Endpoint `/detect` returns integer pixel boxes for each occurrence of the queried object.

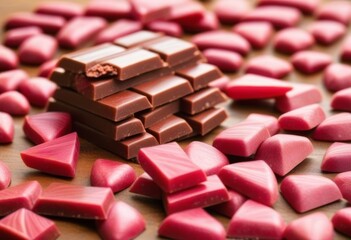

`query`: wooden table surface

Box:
[1,0,350,239]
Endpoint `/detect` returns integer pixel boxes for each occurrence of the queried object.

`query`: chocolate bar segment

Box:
[114,30,163,48]
[180,87,227,115]
[147,115,193,144]
[86,48,165,79]
[58,43,125,73]
[132,75,193,108]
[176,63,223,90]
[48,101,145,140]
[54,89,152,122]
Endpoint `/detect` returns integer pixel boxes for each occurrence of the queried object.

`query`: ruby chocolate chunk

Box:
[0,45,18,71]
[257,0,318,14]
[33,182,115,219]
[181,11,219,33]
[137,142,206,193]
[334,171,351,203]
[85,0,132,21]
[331,87,351,112]
[130,0,171,23]
[233,22,273,49]
[209,190,247,218]
[129,173,162,199]
[0,91,30,116]
[245,113,279,135]
[308,20,346,45]
[316,1,351,26]
[114,30,164,48]
[0,69,28,93]
[245,55,292,79]
[291,50,332,74]
[0,112,14,144]
[274,28,314,54]
[214,0,250,24]
[332,208,351,237]
[203,48,243,72]
[0,161,11,190]
[321,142,351,173]
[35,1,83,20]
[313,113,351,141]
[323,63,351,92]
[3,26,42,48]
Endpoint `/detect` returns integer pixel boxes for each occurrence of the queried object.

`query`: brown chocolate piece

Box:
[74,122,158,160]
[48,100,145,140]
[180,108,228,136]
[136,100,180,128]
[49,68,76,87]
[114,30,163,48]
[144,37,198,67]
[57,43,125,73]
[147,115,193,144]
[180,87,227,115]
[54,88,152,122]
[176,63,223,90]
[86,48,165,80]
[132,75,193,108]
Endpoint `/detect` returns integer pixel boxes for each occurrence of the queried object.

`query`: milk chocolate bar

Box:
[50,68,75,87]
[114,30,163,48]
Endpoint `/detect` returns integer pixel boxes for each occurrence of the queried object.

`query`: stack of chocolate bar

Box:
[47,30,228,159]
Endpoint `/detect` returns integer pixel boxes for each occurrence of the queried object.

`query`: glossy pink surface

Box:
[146,21,183,37]
[203,48,243,72]
[214,0,250,24]
[341,35,351,61]
[129,173,162,199]
[137,142,206,193]
[274,28,314,54]
[38,59,58,78]
[308,20,346,45]
[0,45,18,71]
[334,171,351,202]
[0,91,30,116]
[33,182,115,219]
[313,113,351,141]
[255,134,314,176]
[210,190,247,218]
[280,174,342,213]
[257,0,319,14]
[0,161,11,190]
[35,1,83,20]
[245,55,292,79]
[245,113,279,135]
[322,142,351,172]
[0,181,42,216]
[292,50,332,74]
[168,1,204,24]
[0,112,14,144]
[227,200,286,239]
[130,0,171,23]
[181,11,219,33]
[324,63,351,92]
[85,0,132,21]
[316,0,351,25]
[0,69,28,93]
[3,26,42,48]
[331,87,351,112]
[21,132,79,177]
[96,201,145,240]
[233,22,273,49]
[159,208,226,240]
[90,159,136,193]
[332,208,351,237]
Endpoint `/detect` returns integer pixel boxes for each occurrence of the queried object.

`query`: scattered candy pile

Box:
[0,0,351,239]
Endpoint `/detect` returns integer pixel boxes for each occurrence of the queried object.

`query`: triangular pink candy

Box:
[309,20,346,45]
[20,132,80,178]
[0,112,14,143]
[158,208,226,240]
[209,189,247,218]
[245,113,279,135]
[313,113,351,141]
[233,22,273,49]
[322,142,351,172]
[0,162,11,190]
[227,200,286,239]
[129,173,162,199]
[0,91,30,116]
[218,160,278,206]
[23,111,72,144]
[331,87,351,112]
[332,208,351,237]
[280,174,342,213]
[291,50,332,74]
[334,171,351,203]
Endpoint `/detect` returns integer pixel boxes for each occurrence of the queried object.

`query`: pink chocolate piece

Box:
[18,77,57,107]
[332,208,351,237]
[159,208,226,240]
[245,113,279,135]
[18,34,57,65]
[0,45,18,71]
[274,28,314,54]
[209,190,247,218]
[21,132,79,178]
[33,182,115,219]
[4,12,66,34]
[218,160,278,206]
[316,1,351,26]
[57,17,107,49]
[95,19,142,45]
[35,1,83,20]
[284,212,333,240]
[291,50,332,74]
[278,104,326,131]
[208,76,230,91]
[3,26,42,48]
[280,174,342,213]
[90,159,136,193]
[23,112,72,144]
[341,35,351,61]
[38,59,58,78]
[255,134,314,176]
[163,175,229,214]
[203,48,242,72]
[308,20,346,45]
[243,6,301,29]
[321,143,351,173]
[331,87,351,112]
[168,1,205,24]
[257,0,319,14]
[0,91,30,116]
[129,173,162,199]
[0,208,60,240]
[0,112,14,144]
[184,141,229,176]
[323,63,351,92]
[214,0,250,24]
[0,181,42,216]
[313,113,351,141]
[213,120,270,157]
[85,0,132,21]
[233,22,273,49]
[191,30,251,56]
[130,0,171,23]
[96,201,145,240]
[225,74,293,100]
[138,142,206,193]
[227,200,286,239]
[334,171,351,202]
[0,69,28,93]
[245,55,292,79]
[146,21,183,37]
[275,83,322,113]
[0,161,11,190]
[181,11,219,33]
